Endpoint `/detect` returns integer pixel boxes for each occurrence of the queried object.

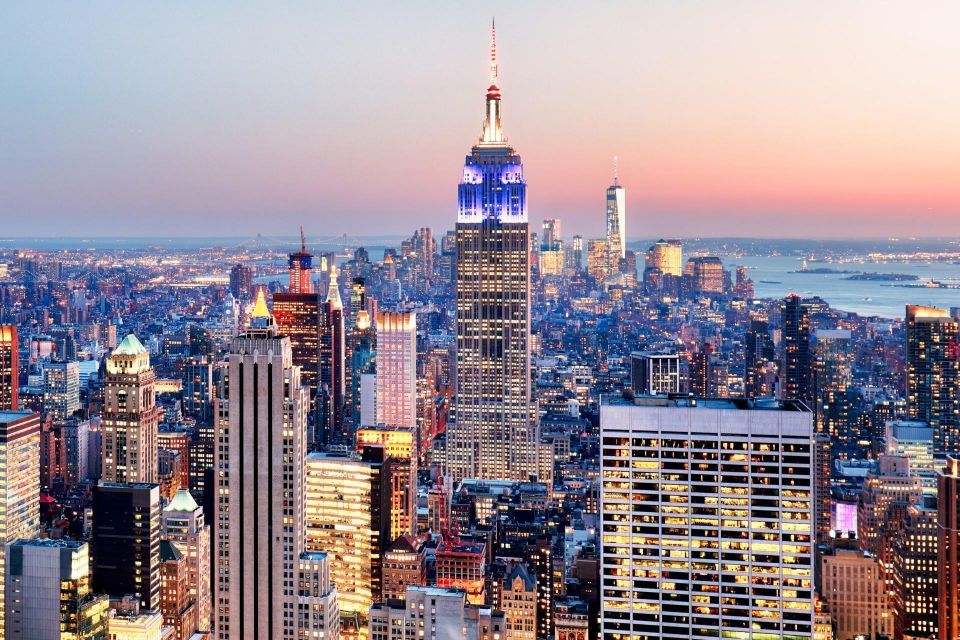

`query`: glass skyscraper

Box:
[448,24,540,483]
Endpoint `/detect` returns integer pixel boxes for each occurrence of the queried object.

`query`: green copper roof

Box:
[164,488,200,513]
[114,333,147,356]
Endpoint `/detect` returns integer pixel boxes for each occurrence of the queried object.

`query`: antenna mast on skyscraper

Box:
[300,226,306,253]
[490,18,498,86]
[613,155,619,187]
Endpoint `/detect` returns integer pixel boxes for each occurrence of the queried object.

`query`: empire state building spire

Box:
[480,19,504,145]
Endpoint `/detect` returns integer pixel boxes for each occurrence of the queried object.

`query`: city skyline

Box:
[5,3,960,238]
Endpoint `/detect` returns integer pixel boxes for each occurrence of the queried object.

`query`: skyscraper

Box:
[356,426,416,540]
[448,23,539,483]
[743,318,775,398]
[273,292,321,397]
[5,539,109,640]
[288,227,313,294]
[605,167,626,261]
[229,264,253,300]
[42,361,80,421]
[782,295,812,406]
[646,239,682,277]
[906,304,960,458]
[214,293,332,639]
[0,326,18,411]
[599,395,814,640]
[318,267,345,445]
[375,311,417,430]
[102,334,161,484]
[939,456,960,640]
[305,447,392,624]
[0,410,41,637]
[91,482,162,610]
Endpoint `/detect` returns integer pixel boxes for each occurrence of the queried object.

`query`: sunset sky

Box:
[3,2,960,239]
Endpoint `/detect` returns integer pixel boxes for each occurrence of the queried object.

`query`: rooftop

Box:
[114,333,148,356]
[0,410,37,424]
[164,488,200,513]
[604,393,810,412]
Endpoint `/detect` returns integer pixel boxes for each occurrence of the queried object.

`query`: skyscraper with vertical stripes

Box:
[448,22,539,483]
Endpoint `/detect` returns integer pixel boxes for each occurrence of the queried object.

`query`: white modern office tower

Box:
[102,333,161,484]
[605,172,626,260]
[161,488,211,632]
[42,361,80,421]
[375,311,417,430]
[5,539,108,640]
[0,411,41,639]
[448,23,540,483]
[885,420,936,492]
[599,395,815,640]
[214,292,335,640]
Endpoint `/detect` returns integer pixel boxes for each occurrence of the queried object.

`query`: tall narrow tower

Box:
[605,159,626,260]
[448,22,539,483]
[214,290,336,639]
[102,333,161,484]
[288,226,313,294]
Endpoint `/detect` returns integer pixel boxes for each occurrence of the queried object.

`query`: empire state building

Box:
[448,23,541,483]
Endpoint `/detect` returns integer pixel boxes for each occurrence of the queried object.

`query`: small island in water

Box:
[843,272,919,282]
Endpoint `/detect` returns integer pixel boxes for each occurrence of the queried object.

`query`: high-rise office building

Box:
[288,228,314,294]
[91,482,161,610]
[0,326,18,411]
[319,267,346,445]
[782,295,812,406]
[273,291,321,397]
[743,318,775,398]
[857,455,922,558]
[161,488,211,633]
[305,448,391,622]
[541,218,561,251]
[356,426,416,540]
[605,172,626,261]
[887,420,936,490]
[569,235,584,271]
[629,351,680,395]
[181,358,214,423]
[599,395,814,640]
[5,539,109,640]
[587,239,613,283]
[229,264,253,300]
[812,329,854,454]
[819,548,893,640]
[296,552,340,640]
[906,304,960,458]
[891,497,939,640]
[214,296,329,639]
[349,277,366,330]
[375,312,417,431]
[42,361,80,421]
[646,239,682,277]
[0,410,41,638]
[684,256,725,295]
[347,310,376,429]
[102,334,160,484]
[448,24,539,484]
[940,456,960,640]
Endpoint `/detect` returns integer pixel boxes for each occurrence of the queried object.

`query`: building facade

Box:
[448,25,539,484]
[0,410,41,637]
[101,334,160,484]
[599,396,815,640]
